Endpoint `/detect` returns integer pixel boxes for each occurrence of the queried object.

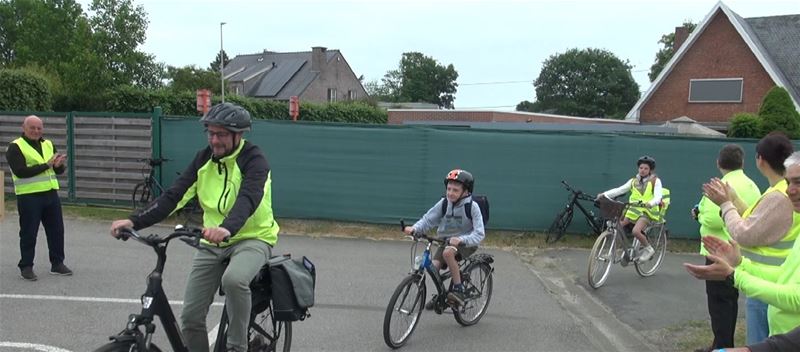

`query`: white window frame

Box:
[688,78,743,103]
[348,90,355,100]
[328,88,337,103]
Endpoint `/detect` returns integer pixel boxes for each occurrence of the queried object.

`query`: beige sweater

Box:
[719,191,793,246]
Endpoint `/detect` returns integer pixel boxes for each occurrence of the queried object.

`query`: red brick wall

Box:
[640,10,776,124]
[387,110,634,125]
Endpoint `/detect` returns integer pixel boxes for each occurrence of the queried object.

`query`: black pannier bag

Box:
[269,255,316,321]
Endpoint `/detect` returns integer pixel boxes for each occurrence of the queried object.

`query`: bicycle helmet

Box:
[444,169,474,193]
[637,155,656,170]
[200,102,252,132]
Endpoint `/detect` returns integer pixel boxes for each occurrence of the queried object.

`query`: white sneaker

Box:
[638,246,655,261]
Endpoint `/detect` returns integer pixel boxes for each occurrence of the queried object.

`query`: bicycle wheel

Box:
[453,262,493,326]
[383,274,426,349]
[635,224,668,277]
[93,341,162,351]
[132,181,152,210]
[545,207,574,243]
[587,230,616,289]
[215,304,292,352]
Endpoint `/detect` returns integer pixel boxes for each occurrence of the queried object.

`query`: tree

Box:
[209,50,231,72]
[369,52,458,108]
[166,65,221,94]
[649,21,696,82]
[0,68,52,110]
[88,0,163,89]
[727,112,761,138]
[759,86,800,138]
[521,48,640,119]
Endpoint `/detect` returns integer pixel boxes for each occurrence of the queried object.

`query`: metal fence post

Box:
[152,107,163,196]
[66,111,76,201]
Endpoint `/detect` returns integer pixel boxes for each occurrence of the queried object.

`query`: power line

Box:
[459,80,533,86]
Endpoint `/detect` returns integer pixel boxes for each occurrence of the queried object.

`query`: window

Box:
[347,90,355,100]
[327,88,337,102]
[688,78,743,103]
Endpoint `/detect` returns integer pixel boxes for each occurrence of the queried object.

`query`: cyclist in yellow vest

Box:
[110,103,280,352]
[700,132,796,345]
[693,144,761,351]
[5,115,73,281]
[599,155,664,262]
[686,150,800,346]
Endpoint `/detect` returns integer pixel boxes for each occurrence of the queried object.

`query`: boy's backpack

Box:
[440,195,490,225]
[269,254,316,321]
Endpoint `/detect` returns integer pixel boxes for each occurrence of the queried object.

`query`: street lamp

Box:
[220,22,226,103]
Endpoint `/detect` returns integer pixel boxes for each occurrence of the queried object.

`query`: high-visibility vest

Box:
[10,137,60,195]
[625,177,668,222]
[739,179,800,268]
[698,169,761,256]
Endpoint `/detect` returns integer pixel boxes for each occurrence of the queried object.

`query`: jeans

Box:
[746,296,770,345]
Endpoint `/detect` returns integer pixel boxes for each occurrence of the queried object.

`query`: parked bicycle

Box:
[132,157,201,224]
[93,226,290,352]
[545,180,605,244]
[383,221,494,349]
[586,196,669,289]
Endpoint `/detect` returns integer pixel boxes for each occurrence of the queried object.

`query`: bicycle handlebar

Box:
[117,225,225,256]
[136,158,171,167]
[400,220,445,244]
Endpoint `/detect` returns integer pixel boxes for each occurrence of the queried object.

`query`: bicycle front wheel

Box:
[545,207,574,244]
[453,262,493,326]
[93,341,162,351]
[383,274,426,349]
[587,230,616,289]
[215,303,292,352]
[635,224,668,277]
[132,181,152,210]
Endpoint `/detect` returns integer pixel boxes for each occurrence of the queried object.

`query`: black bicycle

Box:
[383,221,494,349]
[93,226,290,352]
[132,157,201,224]
[545,180,605,243]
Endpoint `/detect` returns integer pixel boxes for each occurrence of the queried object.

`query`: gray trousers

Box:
[180,239,271,352]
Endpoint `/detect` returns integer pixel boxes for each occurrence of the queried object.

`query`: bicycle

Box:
[586,196,669,289]
[383,221,495,349]
[545,180,605,244]
[131,157,201,224]
[93,226,291,352]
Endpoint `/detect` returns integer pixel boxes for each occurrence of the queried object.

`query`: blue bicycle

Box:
[382,221,494,349]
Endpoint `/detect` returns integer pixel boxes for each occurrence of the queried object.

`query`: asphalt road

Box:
[0,215,640,352]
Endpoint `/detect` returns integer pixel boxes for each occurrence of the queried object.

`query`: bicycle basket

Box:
[597,196,626,220]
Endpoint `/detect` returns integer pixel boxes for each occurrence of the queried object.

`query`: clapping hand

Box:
[702,178,732,206]
[702,236,742,267]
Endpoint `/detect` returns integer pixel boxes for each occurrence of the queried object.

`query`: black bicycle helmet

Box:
[200,102,252,132]
[444,169,474,193]
[637,155,656,170]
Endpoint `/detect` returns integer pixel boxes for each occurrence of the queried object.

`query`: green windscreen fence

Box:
[160,118,770,239]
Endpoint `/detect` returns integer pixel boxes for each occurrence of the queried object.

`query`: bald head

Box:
[22,115,44,140]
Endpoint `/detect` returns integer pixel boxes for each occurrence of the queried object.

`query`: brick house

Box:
[626,3,800,130]
[223,46,368,104]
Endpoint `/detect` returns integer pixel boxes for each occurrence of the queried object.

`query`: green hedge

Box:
[759,86,800,138]
[97,86,387,123]
[0,69,53,111]
[727,112,761,138]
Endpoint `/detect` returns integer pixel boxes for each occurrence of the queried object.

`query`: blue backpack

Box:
[440,195,490,225]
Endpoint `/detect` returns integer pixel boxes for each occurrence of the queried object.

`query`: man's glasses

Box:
[205,129,232,139]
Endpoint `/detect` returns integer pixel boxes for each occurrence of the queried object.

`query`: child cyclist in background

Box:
[403,169,486,307]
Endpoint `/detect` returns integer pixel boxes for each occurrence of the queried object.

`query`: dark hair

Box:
[756,131,794,174]
[718,144,744,170]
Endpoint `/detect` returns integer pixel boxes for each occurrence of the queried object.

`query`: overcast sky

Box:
[85,0,800,110]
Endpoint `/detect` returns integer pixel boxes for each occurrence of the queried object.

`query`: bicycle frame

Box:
[607,203,666,266]
[409,236,452,313]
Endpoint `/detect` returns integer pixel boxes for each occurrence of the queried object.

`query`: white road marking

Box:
[1,294,223,348]
[0,342,72,352]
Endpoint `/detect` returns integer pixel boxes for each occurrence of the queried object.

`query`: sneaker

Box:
[638,246,655,262]
[425,295,437,310]
[20,267,38,281]
[447,290,466,307]
[50,263,73,276]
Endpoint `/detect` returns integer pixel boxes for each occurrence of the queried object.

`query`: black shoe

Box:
[425,295,437,310]
[447,290,466,307]
[20,267,38,281]
[50,263,73,276]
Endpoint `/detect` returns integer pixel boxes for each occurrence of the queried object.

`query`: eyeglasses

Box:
[205,129,232,139]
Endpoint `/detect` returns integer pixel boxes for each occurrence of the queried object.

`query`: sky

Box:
[82,0,799,110]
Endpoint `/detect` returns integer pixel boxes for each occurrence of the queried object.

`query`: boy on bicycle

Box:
[403,169,485,306]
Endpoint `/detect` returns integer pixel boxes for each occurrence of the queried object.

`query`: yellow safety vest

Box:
[10,137,60,195]
[625,177,669,222]
[739,179,800,268]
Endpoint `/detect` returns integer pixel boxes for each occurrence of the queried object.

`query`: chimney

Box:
[673,26,689,52]
[311,46,327,72]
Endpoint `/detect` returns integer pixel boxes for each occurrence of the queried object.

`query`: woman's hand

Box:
[702,178,732,206]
